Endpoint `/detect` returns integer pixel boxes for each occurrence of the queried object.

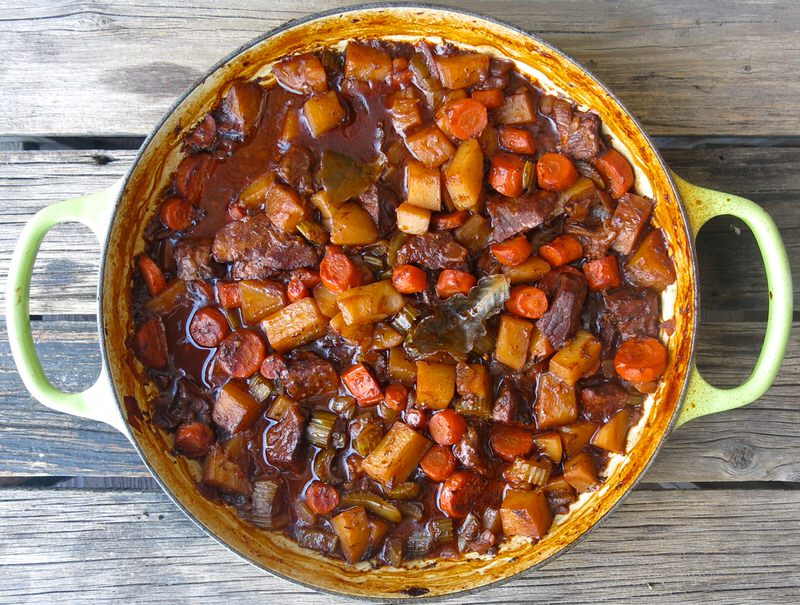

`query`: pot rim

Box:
[97,2,699,600]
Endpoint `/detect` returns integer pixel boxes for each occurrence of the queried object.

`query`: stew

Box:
[130,38,675,566]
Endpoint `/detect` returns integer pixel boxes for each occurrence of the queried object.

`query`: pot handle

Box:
[671,172,793,427]
[4,182,129,435]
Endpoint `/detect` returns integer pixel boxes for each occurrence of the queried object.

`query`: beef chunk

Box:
[474,249,502,278]
[152,379,211,429]
[487,190,557,243]
[212,213,320,279]
[265,404,308,471]
[536,267,587,348]
[277,146,314,195]
[358,183,399,237]
[547,98,602,160]
[492,381,520,425]
[580,382,636,423]
[396,231,469,271]
[564,220,617,260]
[283,352,340,400]
[601,287,659,341]
[453,426,492,476]
[184,114,217,151]
[219,81,264,138]
[174,238,221,281]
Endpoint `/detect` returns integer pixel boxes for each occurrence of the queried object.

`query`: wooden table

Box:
[1,1,798,603]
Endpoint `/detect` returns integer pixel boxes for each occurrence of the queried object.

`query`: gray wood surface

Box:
[2,146,797,317]
[2,1,799,137]
[2,487,798,604]
[2,319,797,483]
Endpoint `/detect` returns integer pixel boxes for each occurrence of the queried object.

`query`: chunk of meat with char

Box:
[395,231,469,271]
[546,98,603,160]
[277,146,314,196]
[453,425,492,476]
[212,213,320,279]
[492,380,520,425]
[358,183,399,237]
[487,190,558,243]
[174,238,222,281]
[265,404,308,471]
[601,287,659,341]
[535,267,587,349]
[580,382,637,423]
[152,379,212,429]
[283,352,340,400]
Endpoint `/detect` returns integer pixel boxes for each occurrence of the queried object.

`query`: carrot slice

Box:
[438,470,484,518]
[471,88,504,109]
[498,126,536,154]
[320,245,361,294]
[505,285,549,319]
[216,281,241,309]
[490,235,533,267]
[489,425,534,461]
[436,269,476,298]
[432,210,469,230]
[420,444,457,482]
[539,235,583,267]
[444,98,489,140]
[137,255,166,296]
[259,353,287,379]
[614,337,668,383]
[384,384,409,411]
[342,363,383,406]
[428,409,467,446]
[392,264,427,294]
[216,330,266,378]
[160,196,193,231]
[595,148,634,198]
[583,256,621,291]
[189,306,230,348]
[291,268,322,289]
[488,152,525,197]
[305,481,340,515]
[286,278,309,302]
[537,153,579,191]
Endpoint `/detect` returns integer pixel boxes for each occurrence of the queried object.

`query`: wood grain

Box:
[1,319,797,482]
[1,487,797,603]
[0,1,798,137]
[1,147,796,317]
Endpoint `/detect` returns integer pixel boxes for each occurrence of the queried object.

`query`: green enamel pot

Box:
[4,3,793,600]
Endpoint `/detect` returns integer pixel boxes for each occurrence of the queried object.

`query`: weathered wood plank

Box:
[1,487,797,604]
[1,320,797,482]
[1,147,796,316]
[1,1,799,137]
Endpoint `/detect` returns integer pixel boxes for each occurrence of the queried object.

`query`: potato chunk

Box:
[312,283,339,318]
[344,42,392,82]
[265,183,309,233]
[563,451,600,492]
[396,202,431,235]
[558,420,597,457]
[495,314,534,370]
[443,138,484,211]
[239,280,286,325]
[548,330,602,385]
[435,53,489,89]
[494,91,536,124]
[272,53,328,94]
[261,297,328,352]
[212,381,263,434]
[624,228,676,292]
[361,422,431,486]
[388,346,417,385]
[502,255,551,284]
[336,280,405,325]
[331,506,371,563]
[500,489,553,540]
[405,159,442,211]
[416,361,457,409]
[534,372,577,429]
[591,407,632,453]
[330,202,379,245]
[303,91,346,137]
[405,125,456,168]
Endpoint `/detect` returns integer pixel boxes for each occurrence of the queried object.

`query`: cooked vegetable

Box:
[558,421,598,458]
[491,236,532,267]
[319,245,361,294]
[532,432,563,464]
[429,518,455,544]
[372,324,404,350]
[144,279,187,315]
[138,254,167,296]
[563,451,600,492]
[383,383,409,412]
[537,153,579,192]
[383,481,421,500]
[174,422,214,459]
[624,229,676,292]
[216,329,266,378]
[405,159,442,211]
[495,313,534,370]
[247,373,273,403]
[396,202,432,235]
[500,489,553,539]
[260,297,328,352]
[595,148,634,198]
[296,219,329,245]
[502,255,551,284]
[212,381,262,433]
[265,183,309,233]
[330,202,380,245]
[504,285,549,319]
[344,42,392,82]
[239,280,286,325]
[488,152,524,197]
[319,150,382,205]
[494,90,535,124]
[341,363,384,406]
[505,457,551,487]
[307,410,337,448]
[435,52,489,89]
[534,372,577,429]
[455,362,492,416]
[351,419,384,457]
[438,470,484,518]
[202,437,251,496]
[340,491,402,523]
[361,422,431,486]
[453,212,491,254]
[329,395,357,419]
[614,337,668,383]
[189,306,230,347]
[272,53,328,94]
[390,303,421,335]
[337,280,404,325]
[432,209,470,230]
[405,125,456,168]
[305,481,340,515]
[583,256,621,291]
[415,361,457,409]
[389,95,422,134]
[160,197,193,231]
[443,98,488,140]
[391,264,427,294]
[436,268,476,298]
[471,88,504,109]
[266,394,294,421]
[489,424,534,461]
[216,281,241,309]
[388,346,417,385]
[420,444,457,482]
[528,325,555,363]
[428,409,467,445]
[303,91,346,137]
[498,126,536,154]
[406,274,510,359]
[252,479,288,529]
[549,330,602,385]
[591,407,633,453]
[539,235,583,267]
[331,506,372,563]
